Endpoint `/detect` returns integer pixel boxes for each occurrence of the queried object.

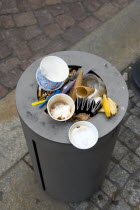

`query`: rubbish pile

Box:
[31,55,118,149]
[32,55,118,121]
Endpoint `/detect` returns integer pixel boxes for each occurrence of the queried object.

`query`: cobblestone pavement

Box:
[0,0,134,99]
[0,61,140,209]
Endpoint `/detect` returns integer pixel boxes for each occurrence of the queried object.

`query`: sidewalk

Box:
[0,1,140,209]
[0,0,134,99]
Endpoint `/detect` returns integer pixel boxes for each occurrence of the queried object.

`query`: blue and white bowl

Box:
[36,67,64,91]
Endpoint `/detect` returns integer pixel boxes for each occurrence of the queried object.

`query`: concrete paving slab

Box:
[0,119,28,177]
[0,161,71,210]
[0,89,28,176]
[0,90,18,122]
[24,154,32,168]
[71,0,140,72]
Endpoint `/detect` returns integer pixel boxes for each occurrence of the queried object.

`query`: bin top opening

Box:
[16,51,128,144]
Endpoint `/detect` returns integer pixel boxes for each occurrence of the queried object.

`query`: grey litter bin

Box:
[16,51,128,202]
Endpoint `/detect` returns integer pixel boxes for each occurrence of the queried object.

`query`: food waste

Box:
[34,65,118,120]
[99,94,118,117]
[50,102,71,120]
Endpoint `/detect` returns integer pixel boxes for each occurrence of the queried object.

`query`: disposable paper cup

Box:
[47,93,75,121]
[40,56,69,82]
[69,121,98,149]
[36,56,69,91]
[36,68,64,91]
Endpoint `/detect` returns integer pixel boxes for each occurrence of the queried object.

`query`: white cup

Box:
[69,121,98,149]
[47,93,75,121]
[40,56,69,82]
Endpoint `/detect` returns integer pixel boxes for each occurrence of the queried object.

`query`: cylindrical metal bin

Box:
[16,51,128,202]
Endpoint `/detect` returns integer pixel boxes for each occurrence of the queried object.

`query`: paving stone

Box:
[62,26,85,44]
[86,206,99,210]
[44,23,63,38]
[35,8,53,26]
[0,0,18,14]
[0,90,18,122]
[117,0,131,8]
[122,179,140,206]
[56,14,75,29]
[120,152,140,173]
[0,15,15,28]
[135,146,140,157]
[0,68,23,89]
[0,119,28,177]
[44,36,69,54]
[128,89,135,98]
[28,0,45,9]
[131,94,140,104]
[28,35,50,52]
[109,165,129,188]
[133,170,140,183]
[62,0,80,2]
[122,113,131,124]
[68,2,87,21]
[48,4,64,16]
[130,106,140,116]
[118,125,125,136]
[0,41,11,59]
[106,161,115,175]
[69,201,90,210]
[91,191,109,209]
[17,0,45,10]
[121,108,129,123]
[127,100,134,111]
[94,3,119,22]
[136,101,140,108]
[24,154,32,167]
[24,25,42,40]
[0,161,70,210]
[0,84,8,99]
[17,0,31,11]
[0,57,20,73]
[0,32,3,41]
[13,12,37,27]
[112,141,128,160]
[14,42,32,60]
[119,127,139,150]
[110,196,131,210]
[4,28,25,47]
[46,0,62,5]
[83,0,100,13]
[79,16,100,32]
[125,115,140,136]
[101,178,117,197]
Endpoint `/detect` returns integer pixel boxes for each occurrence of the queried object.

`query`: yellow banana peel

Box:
[99,95,118,117]
[108,97,118,116]
[102,94,111,117]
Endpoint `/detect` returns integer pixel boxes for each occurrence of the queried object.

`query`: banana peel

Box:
[102,94,111,117]
[108,97,118,116]
[99,95,118,117]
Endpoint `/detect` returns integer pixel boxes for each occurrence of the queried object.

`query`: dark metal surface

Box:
[16,51,128,202]
[16,51,128,144]
[20,118,120,202]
